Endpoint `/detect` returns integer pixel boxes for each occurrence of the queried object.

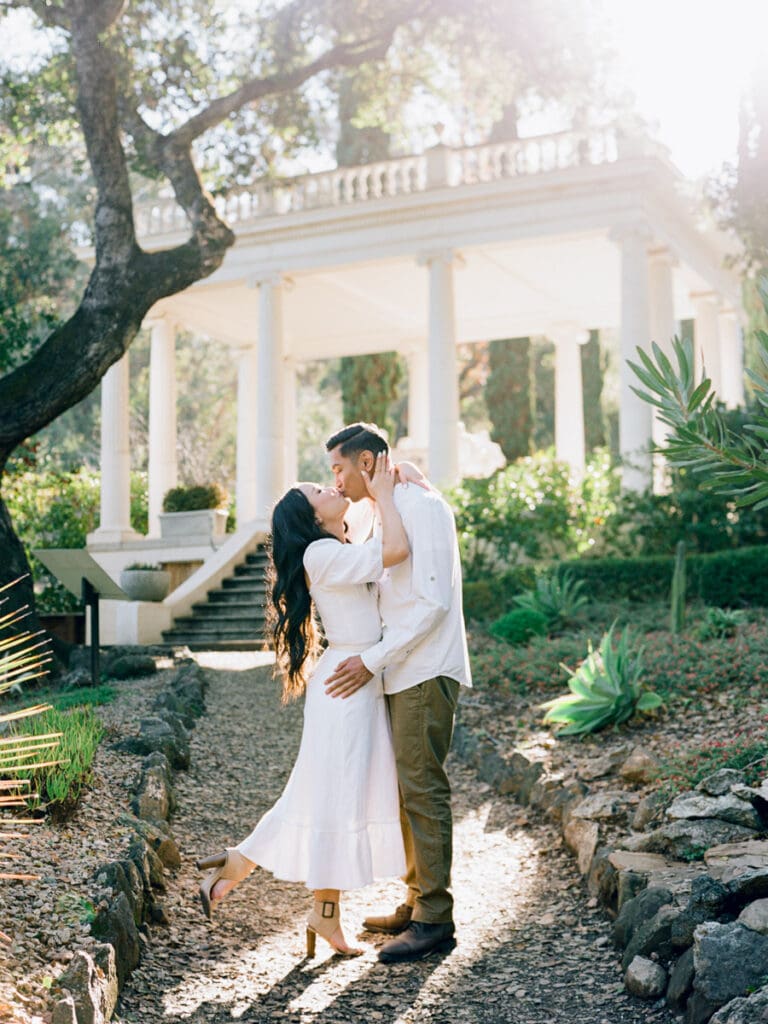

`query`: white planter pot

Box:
[158,509,229,542]
[119,569,171,602]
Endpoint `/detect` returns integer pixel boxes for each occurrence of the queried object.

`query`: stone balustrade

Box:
[134,125,627,238]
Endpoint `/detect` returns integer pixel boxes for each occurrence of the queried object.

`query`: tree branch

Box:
[169,30,399,147]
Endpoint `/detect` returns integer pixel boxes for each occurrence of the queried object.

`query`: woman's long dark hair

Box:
[269,487,337,701]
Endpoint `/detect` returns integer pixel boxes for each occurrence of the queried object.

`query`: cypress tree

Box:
[339,352,404,438]
[486,338,534,461]
[581,329,607,451]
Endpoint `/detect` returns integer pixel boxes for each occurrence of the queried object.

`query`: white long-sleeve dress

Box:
[236,537,406,890]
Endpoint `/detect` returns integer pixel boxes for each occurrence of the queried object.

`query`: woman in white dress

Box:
[196,454,409,956]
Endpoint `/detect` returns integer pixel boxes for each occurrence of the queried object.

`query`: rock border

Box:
[51,655,209,1024]
[452,711,768,1024]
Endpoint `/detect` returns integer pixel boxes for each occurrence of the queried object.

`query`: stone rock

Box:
[620,747,660,785]
[696,769,747,797]
[709,987,768,1023]
[105,654,157,680]
[671,875,731,950]
[622,903,679,971]
[92,943,119,1021]
[732,783,768,829]
[632,791,666,831]
[706,840,768,882]
[60,667,95,690]
[150,902,171,926]
[609,850,673,874]
[587,847,618,908]
[57,949,106,1024]
[568,791,630,823]
[131,761,176,822]
[618,871,650,911]
[612,886,673,949]
[51,996,78,1024]
[144,842,167,891]
[578,745,631,781]
[726,869,768,908]
[666,792,761,830]
[690,921,768,1021]
[91,892,141,989]
[152,689,197,729]
[666,946,695,1011]
[737,898,768,935]
[629,819,756,860]
[528,776,587,822]
[624,956,668,999]
[120,717,190,770]
[497,751,544,805]
[126,816,181,870]
[563,817,599,875]
[94,862,132,907]
[477,744,510,789]
[127,839,153,898]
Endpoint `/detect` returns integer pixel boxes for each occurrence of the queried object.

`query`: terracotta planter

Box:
[119,569,171,602]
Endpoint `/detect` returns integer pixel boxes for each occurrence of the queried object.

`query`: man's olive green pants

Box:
[386,675,460,925]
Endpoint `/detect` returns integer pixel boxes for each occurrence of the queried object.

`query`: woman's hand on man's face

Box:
[361,452,396,501]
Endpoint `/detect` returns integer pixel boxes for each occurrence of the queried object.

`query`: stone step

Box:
[191,601,266,616]
[218,580,268,594]
[159,635,271,651]
[170,616,264,632]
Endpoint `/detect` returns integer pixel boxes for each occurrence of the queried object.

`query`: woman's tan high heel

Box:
[196,848,254,920]
[306,898,363,957]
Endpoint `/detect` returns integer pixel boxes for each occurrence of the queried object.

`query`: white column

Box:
[88,353,139,544]
[693,293,723,393]
[254,273,287,519]
[235,341,258,524]
[420,250,460,487]
[147,317,177,536]
[648,248,677,491]
[613,224,653,491]
[283,355,298,485]
[718,308,745,408]
[551,325,588,478]
[407,346,429,448]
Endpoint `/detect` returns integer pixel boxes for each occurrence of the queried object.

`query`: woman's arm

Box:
[395,459,433,491]
[362,453,410,567]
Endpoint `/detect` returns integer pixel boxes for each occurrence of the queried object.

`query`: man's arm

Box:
[325,493,455,698]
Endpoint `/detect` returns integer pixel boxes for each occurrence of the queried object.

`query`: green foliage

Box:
[541,623,662,736]
[655,730,768,800]
[693,607,747,641]
[629,290,768,509]
[556,545,768,607]
[449,449,619,578]
[339,352,404,440]
[49,685,115,712]
[489,607,549,646]
[3,469,148,612]
[162,482,228,512]
[124,562,162,571]
[532,340,555,450]
[486,338,533,461]
[462,566,537,621]
[670,541,686,634]
[14,705,104,820]
[582,330,607,451]
[595,463,768,557]
[514,571,587,628]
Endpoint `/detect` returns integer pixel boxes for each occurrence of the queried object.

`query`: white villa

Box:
[84,124,744,646]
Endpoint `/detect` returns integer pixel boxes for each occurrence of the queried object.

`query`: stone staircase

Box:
[162,546,270,650]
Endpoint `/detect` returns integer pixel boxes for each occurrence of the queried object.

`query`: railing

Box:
[135,125,628,238]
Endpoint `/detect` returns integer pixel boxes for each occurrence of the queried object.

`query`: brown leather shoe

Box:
[378,921,456,963]
[362,903,413,934]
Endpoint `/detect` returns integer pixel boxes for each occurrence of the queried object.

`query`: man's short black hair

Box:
[325,422,389,459]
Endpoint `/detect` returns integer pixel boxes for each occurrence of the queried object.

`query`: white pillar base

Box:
[421,250,460,488]
[147,317,178,537]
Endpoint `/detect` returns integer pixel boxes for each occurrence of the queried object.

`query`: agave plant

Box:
[0,577,59,888]
[514,571,588,627]
[541,622,663,736]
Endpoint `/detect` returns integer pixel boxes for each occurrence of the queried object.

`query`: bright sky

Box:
[602,0,767,178]
[4,0,767,181]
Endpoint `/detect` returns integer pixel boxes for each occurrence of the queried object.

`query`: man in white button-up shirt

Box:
[324,423,472,964]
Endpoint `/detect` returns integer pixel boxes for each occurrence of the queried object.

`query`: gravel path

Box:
[113,656,676,1024]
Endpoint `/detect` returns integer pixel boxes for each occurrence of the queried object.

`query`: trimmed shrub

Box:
[489,608,549,645]
[555,545,768,607]
[162,482,228,512]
